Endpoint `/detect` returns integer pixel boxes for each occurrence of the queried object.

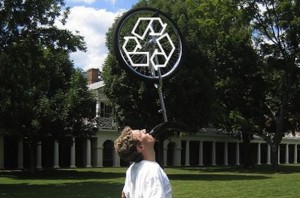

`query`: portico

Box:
[1,129,299,170]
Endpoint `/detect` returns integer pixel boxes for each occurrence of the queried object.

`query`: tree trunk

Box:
[242,132,253,168]
[271,92,288,172]
[271,143,280,172]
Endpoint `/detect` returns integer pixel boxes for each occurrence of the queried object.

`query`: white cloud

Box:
[58,6,125,71]
[67,0,117,4]
[67,0,96,4]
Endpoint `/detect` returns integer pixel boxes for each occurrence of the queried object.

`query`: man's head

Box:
[114,126,155,162]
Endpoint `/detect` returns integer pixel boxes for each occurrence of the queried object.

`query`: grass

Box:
[1,165,300,197]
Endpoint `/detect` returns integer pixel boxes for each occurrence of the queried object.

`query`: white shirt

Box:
[123,160,172,198]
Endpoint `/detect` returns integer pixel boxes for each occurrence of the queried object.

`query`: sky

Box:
[58,0,140,71]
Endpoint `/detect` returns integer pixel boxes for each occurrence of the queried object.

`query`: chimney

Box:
[87,68,100,84]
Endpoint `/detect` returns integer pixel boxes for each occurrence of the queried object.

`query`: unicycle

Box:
[113,7,187,137]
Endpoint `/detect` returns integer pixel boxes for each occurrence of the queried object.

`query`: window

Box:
[99,102,112,118]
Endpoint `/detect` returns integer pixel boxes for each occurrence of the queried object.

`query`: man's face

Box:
[132,129,155,147]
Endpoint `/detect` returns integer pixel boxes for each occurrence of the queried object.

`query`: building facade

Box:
[1,68,300,170]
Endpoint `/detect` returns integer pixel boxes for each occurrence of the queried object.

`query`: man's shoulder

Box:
[127,160,162,172]
[140,161,165,174]
[141,160,160,167]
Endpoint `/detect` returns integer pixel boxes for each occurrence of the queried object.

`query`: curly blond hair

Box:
[114,126,143,162]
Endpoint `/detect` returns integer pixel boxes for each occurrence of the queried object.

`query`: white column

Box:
[0,136,4,169]
[257,143,261,165]
[96,146,103,167]
[212,141,216,166]
[236,142,240,165]
[17,138,24,169]
[163,146,167,166]
[278,145,281,164]
[174,148,181,166]
[185,140,190,166]
[96,101,100,117]
[113,149,120,167]
[285,144,289,164]
[294,144,298,164]
[199,141,203,166]
[36,141,42,170]
[94,138,103,167]
[70,138,76,168]
[267,144,271,165]
[224,142,228,166]
[53,140,60,169]
[86,139,92,167]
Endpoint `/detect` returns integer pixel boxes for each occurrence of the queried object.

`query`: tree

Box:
[188,0,266,168]
[0,0,95,171]
[102,54,163,131]
[64,69,97,139]
[245,0,300,171]
[191,0,300,170]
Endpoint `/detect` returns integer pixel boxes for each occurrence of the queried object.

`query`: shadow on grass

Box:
[0,169,125,180]
[177,164,300,174]
[169,173,270,181]
[0,181,123,198]
[1,164,299,184]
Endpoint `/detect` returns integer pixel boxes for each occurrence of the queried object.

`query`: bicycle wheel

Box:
[114,7,184,82]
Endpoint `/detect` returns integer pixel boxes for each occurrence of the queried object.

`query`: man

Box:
[114,126,172,198]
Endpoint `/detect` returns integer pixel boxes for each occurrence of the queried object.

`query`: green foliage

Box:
[249,0,300,139]
[0,0,95,143]
[187,0,265,137]
[189,0,300,169]
[102,54,161,130]
[64,69,97,138]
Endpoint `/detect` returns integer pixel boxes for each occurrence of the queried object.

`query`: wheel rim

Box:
[114,8,183,82]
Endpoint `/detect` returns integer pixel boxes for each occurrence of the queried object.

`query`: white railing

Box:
[98,117,116,129]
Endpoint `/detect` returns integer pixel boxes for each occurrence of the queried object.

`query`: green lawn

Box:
[1,165,300,198]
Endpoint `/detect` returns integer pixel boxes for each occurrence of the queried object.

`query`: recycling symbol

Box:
[122,17,175,70]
